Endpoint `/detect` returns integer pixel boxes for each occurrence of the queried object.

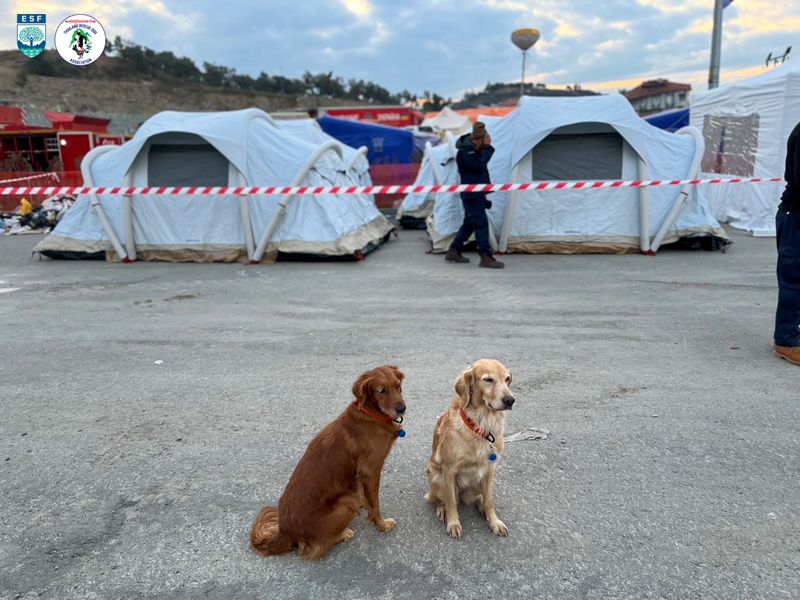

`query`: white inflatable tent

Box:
[690,63,799,235]
[428,95,727,254]
[277,118,372,186]
[35,109,393,262]
[398,119,505,227]
[420,106,472,136]
[397,132,458,227]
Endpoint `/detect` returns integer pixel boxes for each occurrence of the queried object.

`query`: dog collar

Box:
[353,401,405,438]
[459,407,497,461]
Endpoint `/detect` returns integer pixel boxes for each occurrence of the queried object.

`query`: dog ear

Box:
[352,373,373,409]
[455,367,474,408]
[387,365,405,383]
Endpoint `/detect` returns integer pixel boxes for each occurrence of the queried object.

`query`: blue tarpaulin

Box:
[318,116,416,164]
[644,108,690,132]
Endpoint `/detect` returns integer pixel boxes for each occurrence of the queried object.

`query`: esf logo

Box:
[17,14,46,59]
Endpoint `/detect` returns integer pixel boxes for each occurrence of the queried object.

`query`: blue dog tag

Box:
[397,429,406,438]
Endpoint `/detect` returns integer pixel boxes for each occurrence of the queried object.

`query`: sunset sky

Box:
[6,0,799,97]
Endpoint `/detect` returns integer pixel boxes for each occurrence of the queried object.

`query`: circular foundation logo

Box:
[54,14,106,66]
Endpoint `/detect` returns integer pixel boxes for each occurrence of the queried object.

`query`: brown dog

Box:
[251,365,406,560]
[425,359,515,538]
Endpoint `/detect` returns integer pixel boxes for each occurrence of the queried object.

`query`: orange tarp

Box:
[423,106,516,123]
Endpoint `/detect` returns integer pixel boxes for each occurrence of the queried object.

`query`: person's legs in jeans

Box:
[450,217,476,253]
[450,196,482,253]
[471,210,492,256]
[774,210,800,347]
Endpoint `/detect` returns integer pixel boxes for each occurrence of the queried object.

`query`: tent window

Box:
[147,144,229,186]
[531,132,623,180]
[700,114,759,177]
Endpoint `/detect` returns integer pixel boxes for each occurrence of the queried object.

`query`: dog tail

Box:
[250,506,294,556]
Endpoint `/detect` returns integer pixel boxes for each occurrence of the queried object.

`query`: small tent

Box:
[690,63,799,235]
[421,107,472,136]
[397,132,458,228]
[35,109,393,262]
[428,95,727,254]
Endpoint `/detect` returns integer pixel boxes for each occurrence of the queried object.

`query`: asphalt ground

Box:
[0,229,798,599]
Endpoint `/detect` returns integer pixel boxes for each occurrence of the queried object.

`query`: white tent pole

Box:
[650,126,705,253]
[637,157,651,254]
[241,196,255,260]
[236,168,255,261]
[426,142,444,185]
[251,140,343,263]
[122,170,136,261]
[345,146,368,172]
[498,162,521,252]
[81,145,128,261]
[445,131,457,156]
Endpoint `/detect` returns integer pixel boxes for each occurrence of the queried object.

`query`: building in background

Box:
[624,79,691,116]
[0,107,124,172]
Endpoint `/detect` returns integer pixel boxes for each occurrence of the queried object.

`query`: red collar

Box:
[353,401,400,425]
[459,407,495,443]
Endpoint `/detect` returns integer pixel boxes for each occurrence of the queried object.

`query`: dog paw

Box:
[447,522,463,539]
[435,505,447,523]
[375,517,396,532]
[490,519,509,537]
[337,528,355,544]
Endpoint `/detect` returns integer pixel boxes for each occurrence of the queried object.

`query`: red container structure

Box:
[0,107,126,210]
[323,106,423,129]
[0,107,125,173]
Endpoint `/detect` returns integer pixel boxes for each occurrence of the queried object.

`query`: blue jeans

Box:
[450,195,492,256]
[774,209,800,346]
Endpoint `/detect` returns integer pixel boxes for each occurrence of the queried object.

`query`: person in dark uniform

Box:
[774,121,800,365]
[445,121,504,269]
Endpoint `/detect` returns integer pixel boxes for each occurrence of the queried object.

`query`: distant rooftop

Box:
[624,79,691,101]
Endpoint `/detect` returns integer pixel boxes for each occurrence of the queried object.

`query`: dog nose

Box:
[502,395,515,408]
[395,404,406,414]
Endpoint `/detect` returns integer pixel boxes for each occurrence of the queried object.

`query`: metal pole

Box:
[708,0,724,89]
[520,50,527,98]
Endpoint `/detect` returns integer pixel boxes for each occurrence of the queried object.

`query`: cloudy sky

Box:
[6,0,799,97]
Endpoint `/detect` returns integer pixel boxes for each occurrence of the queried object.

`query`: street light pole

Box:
[708,0,724,89]
[520,50,527,98]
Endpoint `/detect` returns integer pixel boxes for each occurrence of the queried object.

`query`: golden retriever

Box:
[425,359,515,538]
[250,365,406,560]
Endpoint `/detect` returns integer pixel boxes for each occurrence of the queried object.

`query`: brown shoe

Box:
[479,254,505,269]
[445,249,470,263]
[774,344,800,365]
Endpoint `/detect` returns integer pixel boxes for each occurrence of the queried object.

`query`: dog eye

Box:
[505,376,511,383]
[377,387,385,393]
[484,377,494,383]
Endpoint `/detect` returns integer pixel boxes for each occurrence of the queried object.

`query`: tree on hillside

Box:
[422,92,446,112]
[8,37,438,104]
[18,26,44,47]
[154,51,201,80]
[203,62,236,87]
[303,72,346,98]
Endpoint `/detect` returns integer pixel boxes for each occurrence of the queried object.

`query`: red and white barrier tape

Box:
[0,172,59,186]
[0,176,785,197]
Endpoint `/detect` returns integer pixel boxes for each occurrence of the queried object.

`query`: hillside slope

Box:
[0,51,357,133]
